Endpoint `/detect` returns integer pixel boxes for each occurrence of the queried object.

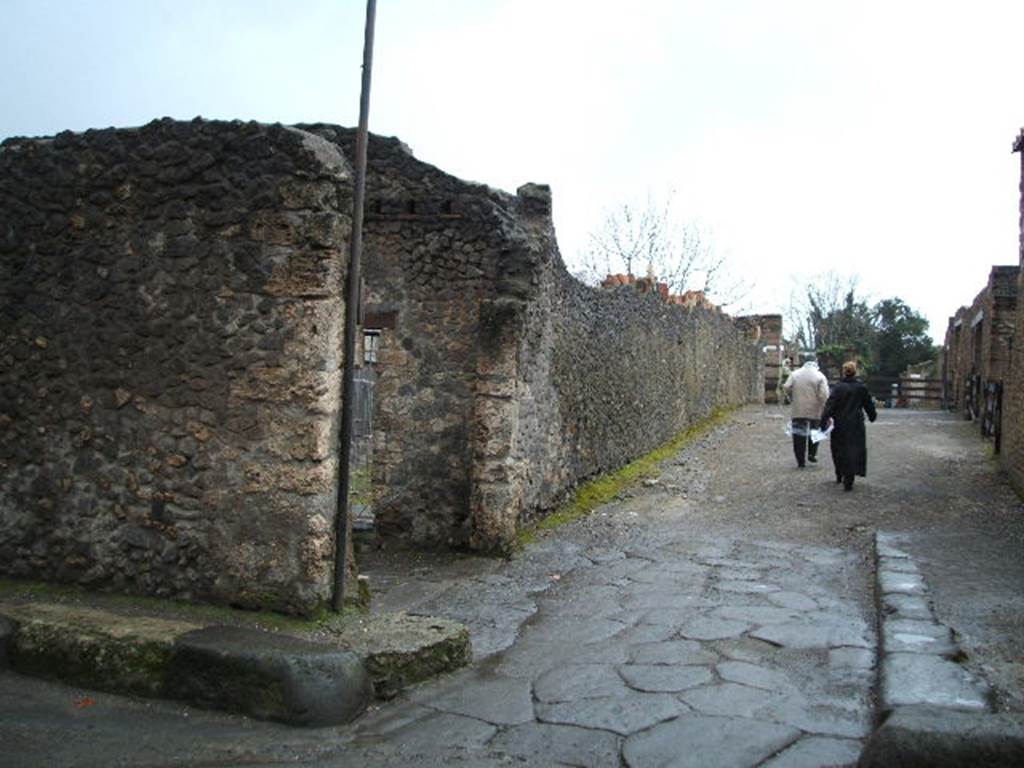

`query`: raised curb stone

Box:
[869,532,1010,767]
[883,653,990,711]
[0,602,199,697]
[329,611,471,697]
[167,626,372,726]
[859,705,1024,768]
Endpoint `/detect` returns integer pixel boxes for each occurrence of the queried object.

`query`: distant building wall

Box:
[1003,130,1024,490]
[742,315,783,403]
[0,120,351,614]
[943,266,1019,413]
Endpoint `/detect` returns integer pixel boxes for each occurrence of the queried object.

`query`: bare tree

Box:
[786,272,874,355]
[573,193,750,310]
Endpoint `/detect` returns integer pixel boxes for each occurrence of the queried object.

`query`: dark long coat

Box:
[821,377,877,478]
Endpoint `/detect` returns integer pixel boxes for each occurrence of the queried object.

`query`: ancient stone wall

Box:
[943,266,1018,414]
[1003,131,1024,490]
[466,186,764,549]
[296,128,763,551]
[297,125,541,548]
[1,118,768,582]
[0,119,351,614]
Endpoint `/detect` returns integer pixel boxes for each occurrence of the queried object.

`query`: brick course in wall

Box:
[0,119,351,614]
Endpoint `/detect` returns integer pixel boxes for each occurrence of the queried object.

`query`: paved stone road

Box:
[345,533,873,767]
[3,404,1022,767]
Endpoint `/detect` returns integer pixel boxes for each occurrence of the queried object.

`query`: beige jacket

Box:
[784,362,830,420]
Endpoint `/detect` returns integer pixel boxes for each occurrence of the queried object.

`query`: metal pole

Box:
[333,0,376,612]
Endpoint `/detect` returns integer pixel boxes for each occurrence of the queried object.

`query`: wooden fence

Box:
[863,376,944,409]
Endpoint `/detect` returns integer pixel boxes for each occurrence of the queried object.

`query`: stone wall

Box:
[467,222,763,548]
[1003,131,1024,490]
[299,127,763,552]
[1,118,767,595]
[297,124,539,548]
[943,266,1019,414]
[0,119,351,614]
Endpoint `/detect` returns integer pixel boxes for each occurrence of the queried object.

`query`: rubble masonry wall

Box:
[0,119,351,614]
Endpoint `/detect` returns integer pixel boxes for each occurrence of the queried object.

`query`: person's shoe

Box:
[808,456,817,463]
[836,475,843,484]
[797,461,805,468]
[843,479,853,491]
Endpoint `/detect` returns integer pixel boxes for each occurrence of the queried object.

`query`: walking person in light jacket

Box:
[783,352,830,468]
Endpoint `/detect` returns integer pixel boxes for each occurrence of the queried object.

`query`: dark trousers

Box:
[791,418,819,466]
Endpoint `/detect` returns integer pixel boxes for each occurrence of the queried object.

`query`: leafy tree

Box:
[788,274,935,378]
[872,298,936,378]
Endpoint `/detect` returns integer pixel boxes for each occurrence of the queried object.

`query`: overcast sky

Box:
[3,0,1022,342]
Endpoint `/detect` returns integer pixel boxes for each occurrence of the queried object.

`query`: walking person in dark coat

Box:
[821,361,877,491]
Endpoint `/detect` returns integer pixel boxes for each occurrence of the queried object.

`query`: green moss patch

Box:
[0,578,330,633]
[1,602,199,697]
[517,407,736,547]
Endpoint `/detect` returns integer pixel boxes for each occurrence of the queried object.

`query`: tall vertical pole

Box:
[333,0,376,612]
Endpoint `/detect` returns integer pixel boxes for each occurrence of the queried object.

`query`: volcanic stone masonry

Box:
[0,119,352,615]
[1,118,766,614]
[298,125,764,551]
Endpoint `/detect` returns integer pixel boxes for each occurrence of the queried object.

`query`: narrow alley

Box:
[3,403,1023,767]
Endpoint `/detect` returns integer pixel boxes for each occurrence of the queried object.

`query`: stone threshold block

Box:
[167,626,371,726]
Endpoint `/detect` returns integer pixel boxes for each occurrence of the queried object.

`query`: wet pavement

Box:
[3,404,1023,767]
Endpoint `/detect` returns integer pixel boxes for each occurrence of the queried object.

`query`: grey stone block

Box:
[883,619,957,655]
[882,653,991,712]
[881,593,932,621]
[0,614,14,670]
[859,705,1024,768]
[167,626,371,726]
[878,570,927,596]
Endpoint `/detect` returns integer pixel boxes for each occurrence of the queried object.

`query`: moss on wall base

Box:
[516,407,736,548]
